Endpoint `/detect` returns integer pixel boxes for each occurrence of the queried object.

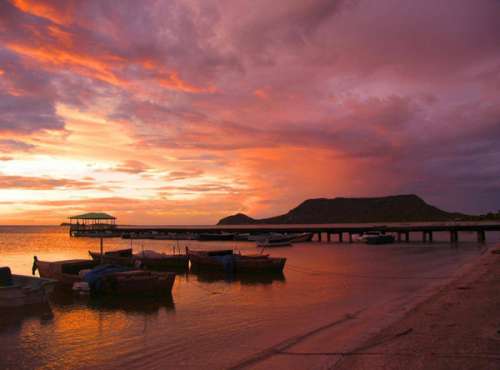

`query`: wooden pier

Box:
[112,223,500,244]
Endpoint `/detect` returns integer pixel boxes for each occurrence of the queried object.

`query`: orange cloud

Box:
[0,175,97,190]
[6,42,125,87]
[158,71,216,93]
[141,58,216,94]
[11,0,74,25]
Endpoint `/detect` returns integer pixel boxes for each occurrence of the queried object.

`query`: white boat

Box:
[248,233,286,242]
[356,231,395,244]
[0,267,56,308]
[257,239,292,248]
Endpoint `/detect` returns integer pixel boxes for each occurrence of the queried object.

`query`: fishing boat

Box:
[365,234,395,244]
[135,250,189,270]
[33,257,96,286]
[256,239,292,248]
[82,265,175,296]
[255,232,296,247]
[234,253,286,272]
[357,232,395,244]
[186,248,286,273]
[198,232,235,241]
[289,232,314,242]
[0,267,56,308]
[88,248,135,266]
[248,232,285,242]
[88,248,189,270]
[234,233,251,241]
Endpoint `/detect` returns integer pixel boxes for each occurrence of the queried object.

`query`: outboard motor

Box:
[32,256,39,276]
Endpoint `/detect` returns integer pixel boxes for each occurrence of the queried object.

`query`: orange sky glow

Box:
[1,0,499,224]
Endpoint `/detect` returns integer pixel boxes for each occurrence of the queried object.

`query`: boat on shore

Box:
[0,267,56,308]
[186,248,286,273]
[88,248,189,270]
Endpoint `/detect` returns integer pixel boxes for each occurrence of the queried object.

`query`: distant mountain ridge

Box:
[217,194,465,225]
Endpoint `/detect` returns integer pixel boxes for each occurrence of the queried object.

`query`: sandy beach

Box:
[333,246,500,370]
[228,245,500,370]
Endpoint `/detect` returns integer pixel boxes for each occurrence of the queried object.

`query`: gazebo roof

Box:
[69,212,116,220]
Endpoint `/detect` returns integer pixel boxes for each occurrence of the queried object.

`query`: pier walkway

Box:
[109,223,500,244]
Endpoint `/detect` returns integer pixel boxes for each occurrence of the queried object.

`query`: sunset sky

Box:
[1,0,499,225]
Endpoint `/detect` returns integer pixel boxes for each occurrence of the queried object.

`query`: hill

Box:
[217,194,465,225]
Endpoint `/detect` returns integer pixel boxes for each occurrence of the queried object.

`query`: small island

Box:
[218,194,466,225]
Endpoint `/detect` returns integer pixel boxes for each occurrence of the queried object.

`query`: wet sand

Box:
[333,246,500,370]
[234,245,500,370]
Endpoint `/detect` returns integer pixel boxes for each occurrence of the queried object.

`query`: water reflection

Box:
[190,271,286,285]
[49,287,176,315]
[0,305,54,331]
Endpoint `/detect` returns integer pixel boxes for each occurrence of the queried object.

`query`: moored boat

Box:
[365,234,395,245]
[198,232,235,241]
[88,248,189,270]
[233,254,286,272]
[88,248,135,267]
[0,267,56,308]
[33,257,96,286]
[83,265,175,296]
[256,239,292,248]
[289,232,314,242]
[135,250,189,271]
[356,231,395,244]
[186,248,286,273]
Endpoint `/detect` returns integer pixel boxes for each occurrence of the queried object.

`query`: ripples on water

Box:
[0,226,498,369]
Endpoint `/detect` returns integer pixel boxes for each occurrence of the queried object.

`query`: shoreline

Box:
[229,244,497,370]
[332,244,500,369]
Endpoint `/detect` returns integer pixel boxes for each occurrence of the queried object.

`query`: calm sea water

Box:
[0,226,498,370]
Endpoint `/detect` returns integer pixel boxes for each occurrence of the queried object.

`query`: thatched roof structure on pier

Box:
[69,212,116,220]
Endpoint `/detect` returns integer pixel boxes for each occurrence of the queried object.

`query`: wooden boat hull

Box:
[234,256,286,273]
[257,240,292,248]
[0,274,56,308]
[290,232,314,242]
[187,249,286,273]
[89,251,135,267]
[89,251,189,270]
[94,271,175,296]
[188,252,230,272]
[137,255,189,270]
[36,259,96,286]
[365,235,395,244]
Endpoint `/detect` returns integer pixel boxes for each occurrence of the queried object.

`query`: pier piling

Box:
[477,230,486,243]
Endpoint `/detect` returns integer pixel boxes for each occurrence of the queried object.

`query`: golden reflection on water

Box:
[0,226,495,369]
